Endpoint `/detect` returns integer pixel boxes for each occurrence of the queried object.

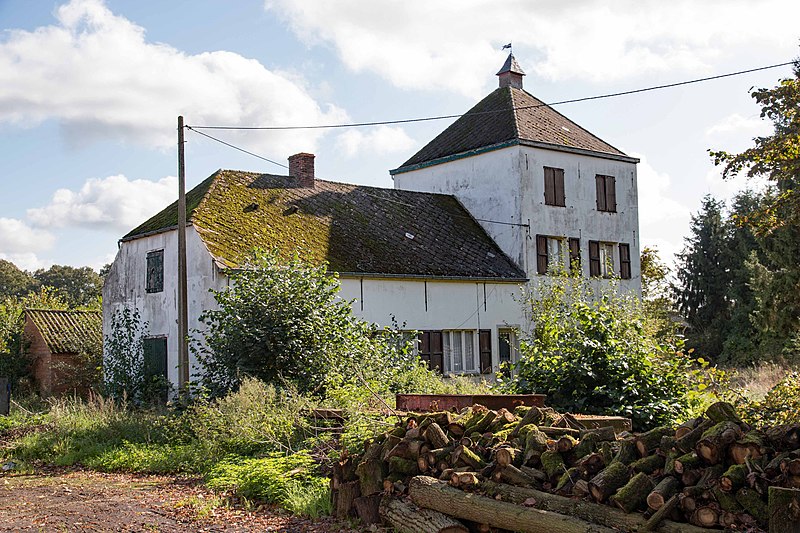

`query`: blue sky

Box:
[1,0,798,272]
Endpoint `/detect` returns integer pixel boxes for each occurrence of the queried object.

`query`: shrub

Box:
[205,451,320,503]
[186,378,313,457]
[736,370,800,426]
[498,275,689,429]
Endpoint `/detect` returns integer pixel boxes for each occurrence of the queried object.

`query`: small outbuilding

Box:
[23,309,102,396]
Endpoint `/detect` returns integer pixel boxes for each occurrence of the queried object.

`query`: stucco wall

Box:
[104,227,528,385]
[102,226,226,385]
[340,277,526,372]
[393,144,641,294]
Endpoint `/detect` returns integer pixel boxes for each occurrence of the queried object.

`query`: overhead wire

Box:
[186,61,795,132]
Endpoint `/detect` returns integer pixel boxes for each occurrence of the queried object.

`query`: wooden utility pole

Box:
[177,116,189,392]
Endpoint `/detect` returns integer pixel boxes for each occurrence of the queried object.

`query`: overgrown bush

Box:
[498,275,690,429]
[735,371,800,426]
[195,249,447,400]
[103,307,171,404]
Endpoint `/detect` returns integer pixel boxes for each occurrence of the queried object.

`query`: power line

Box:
[187,60,794,132]
[186,126,289,169]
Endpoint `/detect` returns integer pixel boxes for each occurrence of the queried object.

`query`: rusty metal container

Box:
[396,393,546,413]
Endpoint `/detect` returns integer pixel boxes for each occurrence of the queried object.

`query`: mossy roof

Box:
[25,309,101,354]
[123,171,526,280]
[396,86,631,171]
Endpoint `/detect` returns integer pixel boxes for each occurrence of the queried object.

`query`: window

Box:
[537,235,579,275]
[619,243,631,279]
[595,175,617,212]
[544,167,565,206]
[146,250,164,293]
[498,329,519,365]
[568,238,581,274]
[589,240,616,278]
[143,337,168,402]
[444,331,473,374]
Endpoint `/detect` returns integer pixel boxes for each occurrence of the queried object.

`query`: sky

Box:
[1,0,798,272]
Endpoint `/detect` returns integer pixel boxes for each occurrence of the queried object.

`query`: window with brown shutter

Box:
[536,235,548,275]
[569,237,581,274]
[589,240,601,277]
[479,330,492,374]
[619,243,631,279]
[595,175,617,212]
[544,167,565,206]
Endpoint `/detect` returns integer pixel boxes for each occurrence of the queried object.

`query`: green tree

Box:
[709,61,800,360]
[674,196,733,358]
[33,265,103,309]
[195,250,424,397]
[710,60,800,232]
[498,274,689,430]
[0,259,38,299]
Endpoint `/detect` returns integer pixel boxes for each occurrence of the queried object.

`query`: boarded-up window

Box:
[589,240,601,277]
[569,238,581,274]
[595,175,617,212]
[146,250,164,293]
[619,243,631,279]
[544,167,565,207]
[479,330,492,374]
[418,331,443,373]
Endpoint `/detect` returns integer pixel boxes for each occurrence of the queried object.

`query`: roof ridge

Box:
[190,169,224,226]
[509,87,522,139]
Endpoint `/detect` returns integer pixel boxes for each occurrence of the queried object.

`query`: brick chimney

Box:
[288,152,315,188]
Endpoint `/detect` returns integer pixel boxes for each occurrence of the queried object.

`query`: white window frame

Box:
[498,327,520,366]
[442,330,478,375]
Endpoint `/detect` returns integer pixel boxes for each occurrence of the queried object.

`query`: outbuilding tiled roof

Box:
[25,309,102,354]
[395,86,631,171]
[123,171,526,281]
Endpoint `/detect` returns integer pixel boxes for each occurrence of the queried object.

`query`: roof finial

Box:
[497,48,525,89]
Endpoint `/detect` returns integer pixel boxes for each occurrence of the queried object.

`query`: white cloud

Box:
[0,218,55,254]
[0,253,49,272]
[705,113,772,138]
[265,0,799,96]
[635,155,690,227]
[0,218,55,271]
[27,174,178,231]
[0,0,346,154]
[703,166,764,204]
[335,125,416,158]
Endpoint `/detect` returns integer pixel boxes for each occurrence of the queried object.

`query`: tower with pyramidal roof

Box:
[391,53,642,293]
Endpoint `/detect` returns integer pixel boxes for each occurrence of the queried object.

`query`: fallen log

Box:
[647,476,680,511]
[642,494,679,531]
[609,472,654,513]
[409,476,617,533]
[589,461,630,502]
[481,480,708,533]
[379,494,469,533]
[768,486,800,533]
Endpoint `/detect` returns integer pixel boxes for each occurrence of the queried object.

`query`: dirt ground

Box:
[0,470,367,532]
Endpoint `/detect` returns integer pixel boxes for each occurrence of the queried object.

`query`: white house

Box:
[102,54,641,387]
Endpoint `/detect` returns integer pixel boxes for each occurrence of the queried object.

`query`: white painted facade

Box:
[392,143,642,295]
[103,228,527,385]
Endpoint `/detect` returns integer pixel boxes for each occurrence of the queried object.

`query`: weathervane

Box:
[502,42,512,53]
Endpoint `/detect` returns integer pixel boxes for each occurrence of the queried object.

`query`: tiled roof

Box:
[25,309,102,354]
[123,171,526,280]
[396,86,630,170]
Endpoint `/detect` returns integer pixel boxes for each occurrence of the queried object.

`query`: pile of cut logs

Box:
[331,402,800,532]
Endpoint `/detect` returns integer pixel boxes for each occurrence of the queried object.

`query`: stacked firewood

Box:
[331,402,800,532]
